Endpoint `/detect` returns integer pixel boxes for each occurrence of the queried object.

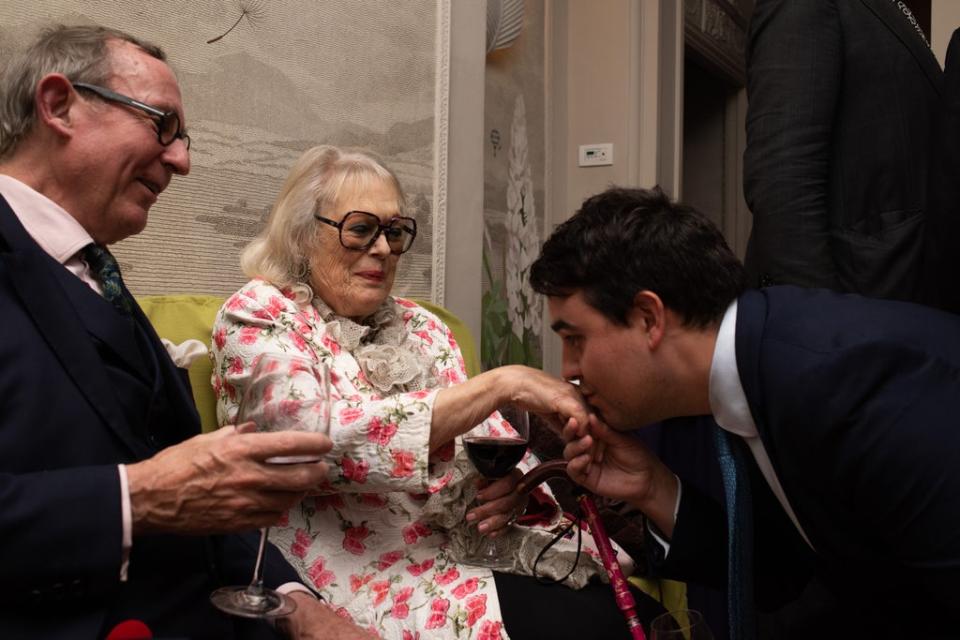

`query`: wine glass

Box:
[460,404,530,569]
[650,609,714,640]
[210,353,331,618]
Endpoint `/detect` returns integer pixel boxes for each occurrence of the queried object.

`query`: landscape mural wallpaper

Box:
[0,0,448,301]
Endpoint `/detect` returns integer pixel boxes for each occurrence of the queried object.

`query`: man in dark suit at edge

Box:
[735,2,949,633]
[0,24,369,639]
[532,187,960,639]
[743,0,942,302]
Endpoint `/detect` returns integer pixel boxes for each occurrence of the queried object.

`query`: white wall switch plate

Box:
[578,143,614,167]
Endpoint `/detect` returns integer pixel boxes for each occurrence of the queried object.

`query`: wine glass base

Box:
[459,531,517,571]
[210,585,298,619]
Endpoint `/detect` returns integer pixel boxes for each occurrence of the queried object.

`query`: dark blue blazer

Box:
[658,287,960,636]
[0,196,299,639]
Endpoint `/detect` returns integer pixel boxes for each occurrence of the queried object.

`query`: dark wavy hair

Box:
[530,186,745,328]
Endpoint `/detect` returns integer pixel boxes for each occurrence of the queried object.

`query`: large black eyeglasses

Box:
[314,210,417,255]
[72,82,191,150]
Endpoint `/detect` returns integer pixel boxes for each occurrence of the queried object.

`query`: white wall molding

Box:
[431,0,452,305]
[441,0,485,341]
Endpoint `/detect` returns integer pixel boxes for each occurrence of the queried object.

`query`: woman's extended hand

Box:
[430,365,590,452]
[465,468,528,537]
[506,365,591,435]
[563,414,680,537]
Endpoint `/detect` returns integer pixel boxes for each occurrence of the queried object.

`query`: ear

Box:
[34,74,79,140]
[627,290,666,349]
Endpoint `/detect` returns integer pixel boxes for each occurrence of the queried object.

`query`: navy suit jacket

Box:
[657,287,960,637]
[0,196,299,639]
[743,0,942,301]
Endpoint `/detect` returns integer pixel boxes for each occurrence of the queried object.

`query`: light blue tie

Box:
[82,244,132,315]
[713,425,756,640]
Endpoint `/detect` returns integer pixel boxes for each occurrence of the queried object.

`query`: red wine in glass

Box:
[460,405,530,569]
[463,437,528,478]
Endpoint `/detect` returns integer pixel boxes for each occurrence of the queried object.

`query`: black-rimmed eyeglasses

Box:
[72,82,191,150]
[314,210,417,255]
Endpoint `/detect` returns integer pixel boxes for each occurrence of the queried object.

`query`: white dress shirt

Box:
[651,299,813,556]
[709,300,813,549]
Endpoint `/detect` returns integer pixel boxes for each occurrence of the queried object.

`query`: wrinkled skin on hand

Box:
[506,365,591,435]
[278,592,377,640]
[126,424,332,535]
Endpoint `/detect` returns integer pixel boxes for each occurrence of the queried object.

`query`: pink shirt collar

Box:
[0,174,94,263]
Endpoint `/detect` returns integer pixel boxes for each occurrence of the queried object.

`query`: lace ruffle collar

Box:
[310,295,437,395]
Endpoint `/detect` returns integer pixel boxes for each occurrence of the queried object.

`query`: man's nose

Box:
[560,356,580,383]
[162,138,190,176]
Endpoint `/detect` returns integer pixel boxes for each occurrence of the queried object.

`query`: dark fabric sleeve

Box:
[647,469,816,613]
[743,0,842,289]
[0,466,124,599]
[646,481,727,590]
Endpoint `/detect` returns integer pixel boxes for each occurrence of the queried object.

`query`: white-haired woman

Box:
[211,146,663,639]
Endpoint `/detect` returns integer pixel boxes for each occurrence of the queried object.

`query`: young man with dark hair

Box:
[532,186,960,639]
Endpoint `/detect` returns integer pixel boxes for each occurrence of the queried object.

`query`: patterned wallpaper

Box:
[481,0,545,370]
[0,0,445,301]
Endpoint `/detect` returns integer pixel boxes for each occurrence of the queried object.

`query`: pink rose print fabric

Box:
[210,280,524,637]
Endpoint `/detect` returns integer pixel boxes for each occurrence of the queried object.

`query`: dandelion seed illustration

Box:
[207,0,267,44]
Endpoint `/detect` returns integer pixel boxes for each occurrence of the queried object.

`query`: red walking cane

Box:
[519,460,647,640]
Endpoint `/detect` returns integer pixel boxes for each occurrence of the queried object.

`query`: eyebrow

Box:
[550,319,577,333]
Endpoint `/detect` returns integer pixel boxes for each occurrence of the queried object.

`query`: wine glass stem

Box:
[248,526,270,592]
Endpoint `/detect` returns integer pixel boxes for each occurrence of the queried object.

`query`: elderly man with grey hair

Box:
[0,23,370,639]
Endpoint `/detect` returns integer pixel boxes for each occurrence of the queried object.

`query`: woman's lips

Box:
[357,271,385,282]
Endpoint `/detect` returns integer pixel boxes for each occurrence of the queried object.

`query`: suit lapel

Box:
[129,300,202,442]
[51,260,149,377]
[736,290,851,563]
[862,0,943,95]
[0,197,152,458]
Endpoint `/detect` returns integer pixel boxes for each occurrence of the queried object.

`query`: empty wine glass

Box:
[210,353,331,618]
[650,609,714,640]
[460,404,530,569]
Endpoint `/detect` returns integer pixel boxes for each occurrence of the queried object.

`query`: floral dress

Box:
[211,279,536,639]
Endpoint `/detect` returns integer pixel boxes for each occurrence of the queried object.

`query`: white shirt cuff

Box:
[117,464,315,599]
[118,465,132,582]
[277,582,317,598]
[646,474,682,558]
